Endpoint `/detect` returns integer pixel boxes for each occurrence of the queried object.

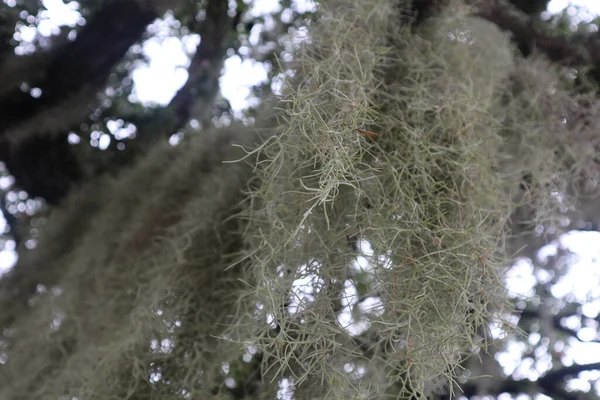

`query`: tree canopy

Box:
[0,0,600,399]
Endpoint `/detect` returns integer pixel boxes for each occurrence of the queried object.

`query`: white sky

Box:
[548,0,600,14]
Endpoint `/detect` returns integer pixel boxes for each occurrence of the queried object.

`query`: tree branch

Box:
[542,362,600,381]
[0,191,20,247]
[0,0,157,141]
[103,0,234,158]
[166,0,231,133]
[537,362,600,400]
[518,309,600,344]
[0,0,161,204]
[0,133,82,204]
[470,0,600,65]
[0,0,234,204]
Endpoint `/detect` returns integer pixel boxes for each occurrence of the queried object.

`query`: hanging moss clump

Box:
[1,1,600,399]
[230,1,600,398]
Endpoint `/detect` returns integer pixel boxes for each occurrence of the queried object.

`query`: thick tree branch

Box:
[0,133,81,205]
[403,1,600,67]
[460,359,600,400]
[470,0,600,65]
[166,0,230,133]
[541,362,600,382]
[0,0,157,141]
[519,309,600,344]
[0,192,20,247]
[105,0,234,157]
[0,0,160,204]
[0,0,233,204]
[537,362,600,400]
[459,377,536,398]
[507,0,550,16]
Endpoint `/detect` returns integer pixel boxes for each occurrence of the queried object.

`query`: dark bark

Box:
[0,191,20,246]
[0,0,157,204]
[0,133,80,205]
[459,361,600,400]
[99,0,234,163]
[519,308,600,344]
[411,0,600,67]
[0,0,156,138]
[470,0,600,65]
[166,0,230,133]
[508,0,550,16]
[460,377,535,398]
[537,363,600,400]
[0,0,233,205]
[409,0,450,25]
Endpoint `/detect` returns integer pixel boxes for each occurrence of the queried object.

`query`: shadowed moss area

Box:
[0,126,261,399]
[1,1,599,399]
